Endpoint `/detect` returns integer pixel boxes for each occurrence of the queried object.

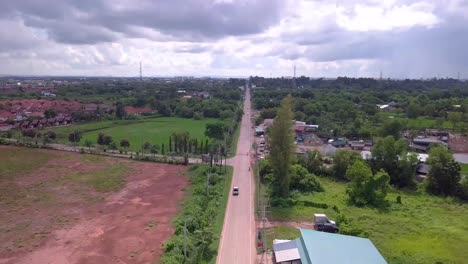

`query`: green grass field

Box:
[461,163,468,176]
[271,178,468,264]
[264,226,300,251]
[50,117,218,151]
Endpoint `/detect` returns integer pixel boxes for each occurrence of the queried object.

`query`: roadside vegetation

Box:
[161,164,232,264]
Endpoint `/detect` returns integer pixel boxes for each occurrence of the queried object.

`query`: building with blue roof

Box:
[273,229,387,264]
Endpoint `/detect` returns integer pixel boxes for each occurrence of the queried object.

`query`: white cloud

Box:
[0,0,466,78]
[336,1,439,31]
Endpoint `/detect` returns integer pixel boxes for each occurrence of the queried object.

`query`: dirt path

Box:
[0,148,188,264]
[256,221,315,230]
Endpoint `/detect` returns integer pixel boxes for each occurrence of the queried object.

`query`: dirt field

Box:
[0,146,188,264]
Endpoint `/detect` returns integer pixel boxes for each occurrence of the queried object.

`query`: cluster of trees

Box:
[169,131,208,155]
[262,96,323,199]
[52,78,244,123]
[253,78,468,139]
[263,93,465,209]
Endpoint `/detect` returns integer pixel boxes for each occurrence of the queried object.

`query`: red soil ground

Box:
[0,146,188,264]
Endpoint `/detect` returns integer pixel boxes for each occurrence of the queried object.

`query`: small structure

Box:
[410,137,447,153]
[361,150,372,160]
[416,164,430,182]
[330,138,347,148]
[273,239,301,264]
[350,141,365,150]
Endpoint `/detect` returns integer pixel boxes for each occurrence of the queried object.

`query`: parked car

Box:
[233,186,239,196]
[314,213,339,233]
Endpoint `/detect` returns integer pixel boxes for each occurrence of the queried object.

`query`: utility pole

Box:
[139,61,143,82]
[293,64,297,89]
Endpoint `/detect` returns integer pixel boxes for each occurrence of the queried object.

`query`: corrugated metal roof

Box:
[299,229,387,264]
[273,239,301,263]
[273,240,297,252]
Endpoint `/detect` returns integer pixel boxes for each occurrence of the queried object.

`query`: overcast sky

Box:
[1,0,467,78]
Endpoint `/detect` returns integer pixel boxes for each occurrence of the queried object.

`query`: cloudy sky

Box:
[1,0,467,78]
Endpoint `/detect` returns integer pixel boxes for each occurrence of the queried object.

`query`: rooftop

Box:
[298,229,387,264]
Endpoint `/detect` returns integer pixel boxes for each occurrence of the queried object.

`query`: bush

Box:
[459,176,468,200]
[290,164,323,193]
[339,223,369,237]
[271,197,296,208]
[297,200,328,209]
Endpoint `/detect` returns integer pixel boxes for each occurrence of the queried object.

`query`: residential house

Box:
[350,141,366,150]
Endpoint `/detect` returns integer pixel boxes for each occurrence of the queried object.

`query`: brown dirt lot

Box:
[0,146,188,264]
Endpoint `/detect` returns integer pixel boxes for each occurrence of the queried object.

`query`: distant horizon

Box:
[0,1,467,78]
[0,74,466,81]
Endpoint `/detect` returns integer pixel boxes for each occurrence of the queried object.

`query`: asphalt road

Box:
[217,87,256,264]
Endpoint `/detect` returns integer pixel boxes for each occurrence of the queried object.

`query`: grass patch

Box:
[0,147,51,178]
[264,226,301,250]
[271,177,468,264]
[161,164,233,264]
[49,117,219,152]
[460,163,468,176]
[68,164,128,192]
[206,166,232,264]
[227,123,241,158]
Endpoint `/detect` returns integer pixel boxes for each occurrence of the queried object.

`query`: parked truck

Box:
[314,213,339,233]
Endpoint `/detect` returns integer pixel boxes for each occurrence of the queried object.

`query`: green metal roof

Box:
[299,229,387,264]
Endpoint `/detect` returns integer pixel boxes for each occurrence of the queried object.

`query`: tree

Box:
[143,142,151,153]
[68,131,82,143]
[44,109,57,119]
[448,112,463,131]
[346,160,390,207]
[370,136,417,188]
[161,143,165,155]
[103,135,113,145]
[120,139,130,148]
[298,150,323,175]
[46,131,56,140]
[22,129,36,138]
[379,119,403,139]
[333,150,361,180]
[290,164,323,193]
[115,102,127,119]
[150,144,158,156]
[97,133,105,145]
[169,136,172,152]
[205,122,225,140]
[426,145,461,196]
[269,95,296,198]
[84,139,93,150]
[406,102,421,119]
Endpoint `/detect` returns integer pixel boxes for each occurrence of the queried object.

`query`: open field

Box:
[0,146,188,264]
[271,177,468,264]
[48,117,217,151]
